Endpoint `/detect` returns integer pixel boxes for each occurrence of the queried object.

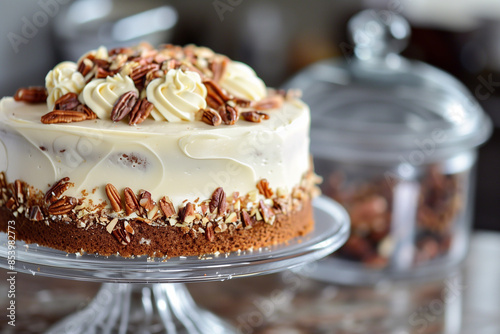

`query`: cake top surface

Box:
[9,42,299,128]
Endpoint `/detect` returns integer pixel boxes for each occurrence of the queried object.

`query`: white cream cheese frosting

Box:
[146,69,207,122]
[219,61,267,101]
[0,97,310,209]
[45,61,86,110]
[80,74,138,120]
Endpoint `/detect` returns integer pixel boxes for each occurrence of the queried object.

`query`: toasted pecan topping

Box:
[241,111,270,123]
[257,179,274,198]
[124,221,135,235]
[123,187,140,216]
[138,190,154,211]
[111,91,138,122]
[129,98,153,125]
[77,58,94,77]
[54,93,80,111]
[106,183,123,212]
[209,187,227,216]
[130,63,160,89]
[206,222,215,242]
[241,210,254,227]
[48,196,77,215]
[14,86,48,104]
[41,110,88,124]
[45,177,72,203]
[200,108,222,126]
[96,67,116,79]
[29,205,44,221]
[210,57,229,83]
[259,200,273,223]
[112,226,131,245]
[5,198,16,210]
[178,202,195,223]
[218,105,238,125]
[77,104,97,120]
[251,95,284,110]
[159,196,176,217]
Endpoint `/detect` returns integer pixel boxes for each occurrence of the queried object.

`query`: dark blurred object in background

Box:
[0,0,498,230]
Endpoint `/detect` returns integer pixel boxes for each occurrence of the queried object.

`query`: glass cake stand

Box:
[0,196,349,334]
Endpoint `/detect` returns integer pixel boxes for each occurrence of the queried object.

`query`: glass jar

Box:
[285,10,492,284]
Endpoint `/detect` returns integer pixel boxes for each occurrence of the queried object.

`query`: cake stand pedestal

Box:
[0,197,349,334]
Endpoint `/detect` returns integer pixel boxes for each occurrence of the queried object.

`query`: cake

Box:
[0,43,319,257]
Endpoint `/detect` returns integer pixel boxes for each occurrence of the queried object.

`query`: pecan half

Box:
[129,98,153,125]
[144,69,164,87]
[123,187,140,216]
[241,210,255,228]
[163,59,181,70]
[111,91,139,122]
[106,183,123,212]
[93,59,110,68]
[210,57,229,83]
[109,47,134,56]
[29,205,44,221]
[204,80,231,101]
[206,222,215,242]
[204,80,231,110]
[218,105,238,125]
[159,196,176,217]
[95,67,115,79]
[251,95,284,111]
[48,196,77,215]
[138,190,154,211]
[77,104,98,120]
[201,108,222,126]
[112,226,131,246]
[77,58,94,77]
[45,177,72,203]
[5,198,17,210]
[259,200,274,223]
[124,221,135,235]
[257,179,274,198]
[241,111,270,123]
[206,91,224,110]
[14,86,48,104]
[54,93,80,111]
[130,63,160,89]
[234,98,251,108]
[209,187,227,216]
[41,110,88,124]
[179,202,195,222]
[273,198,289,214]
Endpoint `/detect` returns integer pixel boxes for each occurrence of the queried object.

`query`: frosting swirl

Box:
[45,61,86,110]
[80,74,138,119]
[219,61,267,101]
[146,69,207,122]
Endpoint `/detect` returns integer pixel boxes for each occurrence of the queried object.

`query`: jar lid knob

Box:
[348,9,411,61]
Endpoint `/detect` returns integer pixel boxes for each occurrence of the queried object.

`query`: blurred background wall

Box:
[0,0,498,230]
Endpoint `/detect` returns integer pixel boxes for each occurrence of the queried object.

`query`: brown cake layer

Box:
[0,201,313,257]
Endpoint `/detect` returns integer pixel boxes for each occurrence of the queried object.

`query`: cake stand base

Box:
[0,198,349,334]
[46,283,234,334]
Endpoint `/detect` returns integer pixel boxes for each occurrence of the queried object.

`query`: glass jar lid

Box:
[285,10,492,163]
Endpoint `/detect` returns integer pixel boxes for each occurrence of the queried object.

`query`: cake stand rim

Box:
[0,196,350,283]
